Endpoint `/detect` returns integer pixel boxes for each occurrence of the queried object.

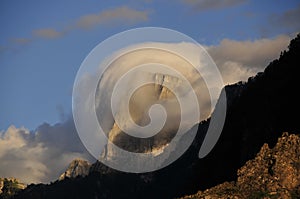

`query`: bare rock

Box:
[182,133,300,198]
[59,159,91,180]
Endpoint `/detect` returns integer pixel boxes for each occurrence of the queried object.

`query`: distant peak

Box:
[59,159,91,181]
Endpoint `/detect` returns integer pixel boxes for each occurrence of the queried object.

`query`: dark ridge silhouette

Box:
[181,133,300,198]
[11,34,300,199]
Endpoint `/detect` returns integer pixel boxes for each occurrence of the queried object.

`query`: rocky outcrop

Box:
[59,159,91,180]
[182,133,300,198]
[0,178,25,198]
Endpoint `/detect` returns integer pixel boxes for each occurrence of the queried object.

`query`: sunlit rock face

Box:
[59,159,91,180]
[0,178,26,195]
[101,72,182,160]
[94,48,212,162]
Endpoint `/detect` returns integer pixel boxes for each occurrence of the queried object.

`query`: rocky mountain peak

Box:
[59,159,91,180]
[0,177,25,198]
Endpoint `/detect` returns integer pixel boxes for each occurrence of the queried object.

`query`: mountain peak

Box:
[0,177,26,198]
[59,159,91,181]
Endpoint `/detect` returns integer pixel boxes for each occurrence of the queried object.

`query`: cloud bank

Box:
[0,119,94,184]
[206,34,291,84]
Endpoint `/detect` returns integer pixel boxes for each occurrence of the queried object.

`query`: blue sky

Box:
[1,0,299,130]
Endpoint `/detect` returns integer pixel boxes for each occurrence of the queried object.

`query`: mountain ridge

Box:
[181,133,300,198]
[7,33,300,199]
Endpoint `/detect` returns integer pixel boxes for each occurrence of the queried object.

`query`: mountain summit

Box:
[59,159,91,181]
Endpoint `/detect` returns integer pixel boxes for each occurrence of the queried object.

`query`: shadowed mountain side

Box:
[12,34,300,199]
[181,133,300,199]
[194,33,300,191]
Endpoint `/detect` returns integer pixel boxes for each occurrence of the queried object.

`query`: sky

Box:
[0,0,299,183]
[0,0,299,130]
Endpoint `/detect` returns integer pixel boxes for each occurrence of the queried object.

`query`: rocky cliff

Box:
[0,178,25,199]
[182,133,300,199]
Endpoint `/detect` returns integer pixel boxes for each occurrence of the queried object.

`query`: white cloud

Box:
[91,42,217,132]
[0,120,94,184]
[206,34,291,84]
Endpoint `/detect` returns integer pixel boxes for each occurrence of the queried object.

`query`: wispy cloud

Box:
[33,28,63,39]
[0,38,32,54]
[32,6,149,36]
[11,38,32,45]
[2,6,150,52]
[75,6,149,29]
[0,46,12,54]
[182,0,247,11]
[259,4,300,37]
[273,4,300,31]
